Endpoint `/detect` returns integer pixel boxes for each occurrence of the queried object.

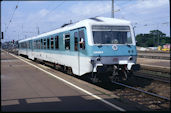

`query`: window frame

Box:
[55,35,59,49]
[43,38,46,49]
[79,30,85,50]
[47,38,50,49]
[64,33,70,50]
[41,39,43,49]
[74,32,78,51]
[51,36,54,50]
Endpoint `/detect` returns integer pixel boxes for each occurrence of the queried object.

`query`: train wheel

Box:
[90,73,99,83]
[60,65,66,72]
[127,70,134,80]
[67,67,73,75]
[118,69,127,81]
[111,75,120,82]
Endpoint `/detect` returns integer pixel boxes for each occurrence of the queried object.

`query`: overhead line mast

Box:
[6,1,19,31]
[112,0,114,18]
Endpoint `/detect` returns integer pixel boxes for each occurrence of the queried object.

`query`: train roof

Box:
[19,17,131,43]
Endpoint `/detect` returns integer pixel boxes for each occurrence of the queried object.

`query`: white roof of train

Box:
[19,17,131,43]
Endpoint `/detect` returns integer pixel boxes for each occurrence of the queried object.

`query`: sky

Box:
[1,0,170,42]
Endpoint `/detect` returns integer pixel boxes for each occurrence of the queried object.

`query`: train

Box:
[18,17,139,82]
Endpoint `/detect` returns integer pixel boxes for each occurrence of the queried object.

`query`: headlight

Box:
[90,59,94,64]
[96,57,101,61]
[128,56,133,61]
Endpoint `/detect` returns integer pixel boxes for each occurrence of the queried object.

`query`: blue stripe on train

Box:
[20,45,137,57]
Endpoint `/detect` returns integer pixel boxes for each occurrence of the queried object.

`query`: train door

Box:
[26,41,29,55]
[30,40,34,60]
[78,28,86,75]
[73,29,80,75]
[72,28,86,76]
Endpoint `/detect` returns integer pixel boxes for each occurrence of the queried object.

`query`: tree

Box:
[136,30,170,47]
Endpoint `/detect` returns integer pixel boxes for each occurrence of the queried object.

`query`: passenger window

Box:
[26,42,27,48]
[36,40,38,49]
[65,33,70,50]
[51,37,54,49]
[79,30,85,49]
[27,41,29,49]
[74,32,78,51]
[43,39,46,49]
[55,36,59,49]
[37,40,39,49]
[47,38,50,49]
[41,39,43,49]
[38,40,41,49]
[34,40,36,49]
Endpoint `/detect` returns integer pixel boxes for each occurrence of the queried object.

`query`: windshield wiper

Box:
[126,43,131,48]
[97,44,103,48]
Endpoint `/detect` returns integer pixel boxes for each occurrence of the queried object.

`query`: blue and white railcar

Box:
[19,17,138,81]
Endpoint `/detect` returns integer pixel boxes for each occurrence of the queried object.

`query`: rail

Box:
[140,64,170,74]
[137,50,170,54]
[112,81,170,101]
[134,71,170,83]
[138,55,170,60]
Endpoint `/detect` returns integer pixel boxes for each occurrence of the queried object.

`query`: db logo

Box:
[112,45,118,51]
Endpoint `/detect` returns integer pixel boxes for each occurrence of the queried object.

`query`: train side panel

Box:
[19,27,92,76]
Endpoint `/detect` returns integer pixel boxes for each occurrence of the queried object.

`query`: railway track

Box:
[133,71,170,83]
[110,82,170,110]
[139,64,170,75]
[90,71,170,110]
[112,81,170,101]
[137,51,170,60]
[108,71,170,110]
[80,70,170,110]
[138,55,170,60]
[137,50,170,54]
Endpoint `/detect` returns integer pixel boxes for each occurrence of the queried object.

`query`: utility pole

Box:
[18,32,19,40]
[111,0,114,18]
[70,20,72,24]
[37,26,40,35]
[21,24,23,41]
[157,31,159,46]
[4,24,6,42]
[157,24,159,46]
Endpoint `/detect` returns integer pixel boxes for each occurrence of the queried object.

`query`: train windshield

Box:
[92,25,132,44]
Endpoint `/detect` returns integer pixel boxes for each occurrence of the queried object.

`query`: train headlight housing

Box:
[90,59,95,64]
[128,56,133,61]
[96,57,101,61]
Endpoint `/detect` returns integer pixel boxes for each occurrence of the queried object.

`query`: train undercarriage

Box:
[19,53,139,83]
[90,65,132,83]
[35,58,133,83]
[90,63,140,83]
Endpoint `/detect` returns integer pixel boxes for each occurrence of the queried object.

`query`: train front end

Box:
[88,21,139,81]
